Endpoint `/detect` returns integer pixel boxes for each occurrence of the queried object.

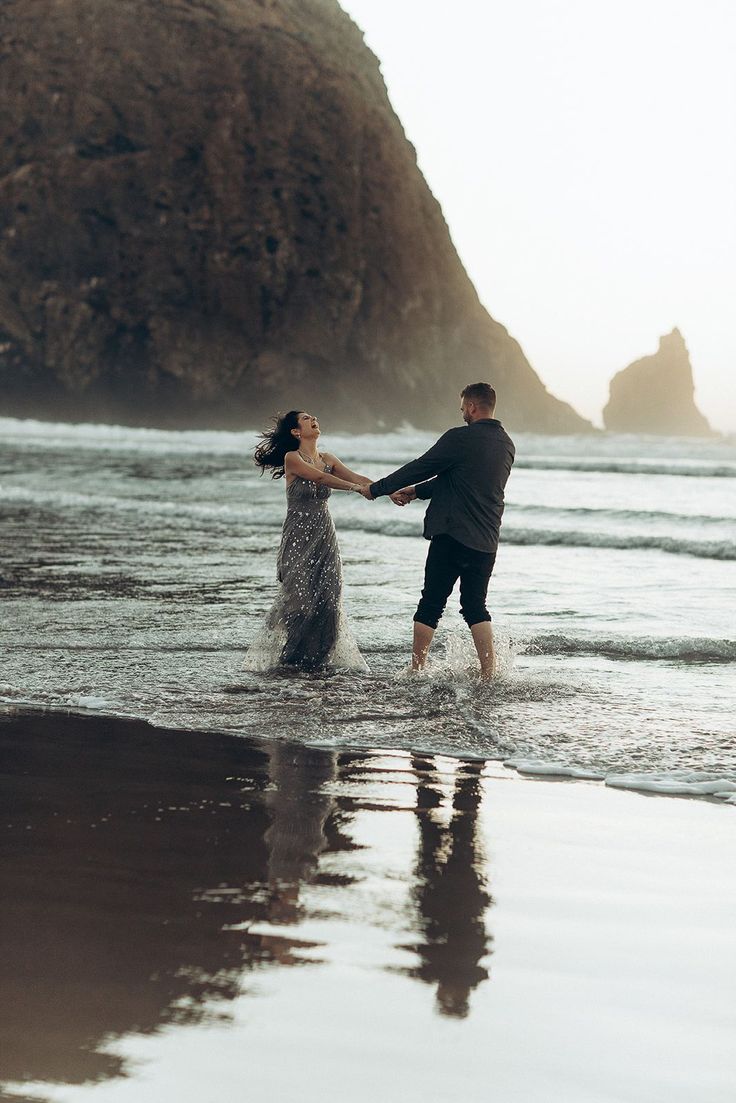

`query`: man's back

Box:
[417,419,514,552]
[370,418,515,553]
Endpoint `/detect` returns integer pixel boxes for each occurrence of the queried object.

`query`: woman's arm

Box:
[284,451,362,492]
[320,451,372,486]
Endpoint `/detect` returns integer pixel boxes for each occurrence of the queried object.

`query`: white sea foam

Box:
[66,693,116,711]
[394,629,520,683]
[605,775,736,799]
[501,762,736,802]
[242,606,368,674]
[503,760,606,780]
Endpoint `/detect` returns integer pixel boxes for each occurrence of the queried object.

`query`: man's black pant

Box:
[414,534,496,630]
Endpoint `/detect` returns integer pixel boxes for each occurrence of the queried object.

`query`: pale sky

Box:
[340,0,736,430]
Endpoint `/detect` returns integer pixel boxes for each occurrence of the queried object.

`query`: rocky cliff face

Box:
[603,329,712,436]
[0,0,590,432]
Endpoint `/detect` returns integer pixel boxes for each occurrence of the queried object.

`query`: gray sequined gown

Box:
[244,466,368,673]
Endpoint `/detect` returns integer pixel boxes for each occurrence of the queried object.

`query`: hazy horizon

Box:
[341,0,736,431]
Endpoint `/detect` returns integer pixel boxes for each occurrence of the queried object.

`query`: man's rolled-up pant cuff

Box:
[413,607,443,630]
[462,610,493,627]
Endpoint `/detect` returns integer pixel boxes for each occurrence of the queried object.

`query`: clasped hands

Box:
[390,486,416,507]
[356,484,416,506]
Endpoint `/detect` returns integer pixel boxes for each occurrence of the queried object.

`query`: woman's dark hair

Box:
[254,410,303,478]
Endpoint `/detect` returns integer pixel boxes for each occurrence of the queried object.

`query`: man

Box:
[360,383,515,679]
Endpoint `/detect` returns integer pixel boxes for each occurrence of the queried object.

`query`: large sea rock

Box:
[603,329,712,436]
[0,0,590,432]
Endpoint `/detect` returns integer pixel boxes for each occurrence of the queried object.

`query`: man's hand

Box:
[358,484,374,500]
[390,486,416,507]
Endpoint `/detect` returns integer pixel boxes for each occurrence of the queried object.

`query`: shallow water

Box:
[1,417,735,799]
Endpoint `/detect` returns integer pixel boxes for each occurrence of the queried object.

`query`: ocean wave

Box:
[515,458,736,478]
[338,516,421,539]
[527,633,736,663]
[0,416,252,455]
[0,483,422,536]
[508,503,734,526]
[0,417,430,462]
[364,629,736,664]
[501,527,736,559]
[0,483,282,526]
[340,518,736,560]
[3,416,735,470]
[4,484,733,559]
[360,626,736,666]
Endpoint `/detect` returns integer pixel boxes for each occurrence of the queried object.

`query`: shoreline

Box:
[1,699,733,807]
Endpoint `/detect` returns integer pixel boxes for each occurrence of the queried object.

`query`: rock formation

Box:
[603,329,712,435]
[0,0,590,432]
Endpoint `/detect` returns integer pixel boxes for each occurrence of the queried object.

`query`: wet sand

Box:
[1,707,734,1103]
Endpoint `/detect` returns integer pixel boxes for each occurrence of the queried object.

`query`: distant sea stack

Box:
[603,329,712,436]
[0,0,590,433]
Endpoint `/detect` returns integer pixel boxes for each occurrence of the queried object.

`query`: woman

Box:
[244,410,370,673]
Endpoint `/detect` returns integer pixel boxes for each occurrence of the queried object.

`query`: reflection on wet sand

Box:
[399,756,492,1017]
[0,710,494,1099]
[251,742,340,954]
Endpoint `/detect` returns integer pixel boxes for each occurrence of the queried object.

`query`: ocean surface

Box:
[2,416,735,802]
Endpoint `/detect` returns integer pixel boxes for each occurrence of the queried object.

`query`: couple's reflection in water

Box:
[0,711,492,1097]
[400,755,492,1018]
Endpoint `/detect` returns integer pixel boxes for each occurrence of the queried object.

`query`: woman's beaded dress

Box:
[244,463,367,672]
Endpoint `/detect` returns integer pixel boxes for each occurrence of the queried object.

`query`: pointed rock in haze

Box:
[603,329,713,436]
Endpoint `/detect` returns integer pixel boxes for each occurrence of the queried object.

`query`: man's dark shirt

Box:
[369,419,515,553]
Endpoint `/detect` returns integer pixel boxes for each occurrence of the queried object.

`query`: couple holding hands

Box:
[245,382,514,679]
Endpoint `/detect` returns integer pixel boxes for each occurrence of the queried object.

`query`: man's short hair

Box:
[461,382,496,408]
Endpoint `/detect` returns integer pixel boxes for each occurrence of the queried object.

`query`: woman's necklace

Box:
[298,449,320,466]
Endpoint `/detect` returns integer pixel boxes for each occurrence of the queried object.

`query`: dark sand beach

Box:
[1,707,734,1103]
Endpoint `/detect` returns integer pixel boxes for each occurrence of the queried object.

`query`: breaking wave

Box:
[501,527,736,560]
[515,458,736,478]
[526,633,736,663]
